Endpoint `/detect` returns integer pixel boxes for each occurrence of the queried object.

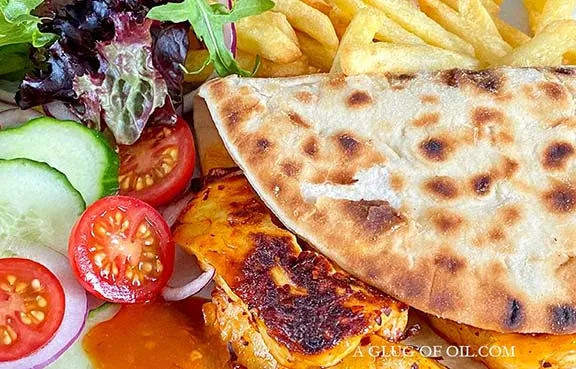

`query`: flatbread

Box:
[199,68,576,334]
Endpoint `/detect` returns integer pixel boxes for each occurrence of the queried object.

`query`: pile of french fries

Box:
[185,0,576,81]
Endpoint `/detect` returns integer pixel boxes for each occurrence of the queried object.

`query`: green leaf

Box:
[0,0,56,49]
[147,0,274,77]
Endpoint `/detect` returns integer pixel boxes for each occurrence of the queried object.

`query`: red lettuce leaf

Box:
[17,0,188,144]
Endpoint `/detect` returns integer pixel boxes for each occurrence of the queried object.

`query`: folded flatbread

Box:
[199,68,576,334]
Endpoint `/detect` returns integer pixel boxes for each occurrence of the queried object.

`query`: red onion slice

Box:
[87,294,106,311]
[43,102,81,122]
[159,192,195,227]
[220,0,237,57]
[0,108,43,129]
[161,247,215,301]
[0,245,88,369]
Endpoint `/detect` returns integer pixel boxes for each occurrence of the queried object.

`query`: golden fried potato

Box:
[236,51,313,77]
[529,9,542,33]
[420,0,511,62]
[495,20,576,66]
[363,0,474,56]
[340,42,480,75]
[493,17,531,47]
[328,6,351,39]
[331,8,384,72]
[523,0,546,11]
[296,31,335,71]
[480,0,500,14]
[332,0,425,45]
[300,0,333,14]
[457,0,502,41]
[183,49,214,84]
[536,0,576,34]
[428,316,576,369]
[273,0,339,52]
[236,13,302,64]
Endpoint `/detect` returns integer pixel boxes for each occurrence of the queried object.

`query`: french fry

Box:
[332,0,426,45]
[235,12,301,64]
[441,0,499,15]
[457,0,502,41]
[296,32,335,71]
[535,0,576,34]
[183,49,214,84]
[269,12,299,45]
[493,18,531,47]
[300,0,333,14]
[331,8,383,73]
[328,6,351,39]
[495,20,576,66]
[340,42,480,75]
[273,0,339,52]
[363,0,475,56]
[529,9,542,34]
[523,0,546,12]
[236,51,312,78]
[420,0,511,62]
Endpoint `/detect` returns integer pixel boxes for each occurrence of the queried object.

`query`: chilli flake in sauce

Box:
[83,298,230,369]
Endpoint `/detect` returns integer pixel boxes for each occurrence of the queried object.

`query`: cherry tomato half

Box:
[0,258,65,362]
[118,117,196,207]
[69,196,175,304]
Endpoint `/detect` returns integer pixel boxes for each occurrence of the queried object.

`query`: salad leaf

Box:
[0,0,56,48]
[147,0,275,77]
[17,0,189,145]
[75,13,172,144]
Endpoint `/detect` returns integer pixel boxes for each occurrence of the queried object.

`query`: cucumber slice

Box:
[0,159,85,254]
[47,304,120,369]
[0,117,119,204]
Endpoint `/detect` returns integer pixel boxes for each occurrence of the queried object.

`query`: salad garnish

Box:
[147,0,275,77]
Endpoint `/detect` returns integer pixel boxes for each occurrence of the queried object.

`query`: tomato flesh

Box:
[0,258,65,362]
[69,196,175,303]
[119,117,196,207]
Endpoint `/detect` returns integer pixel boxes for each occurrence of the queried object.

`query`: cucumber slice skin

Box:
[47,304,120,369]
[0,117,119,204]
[0,158,85,255]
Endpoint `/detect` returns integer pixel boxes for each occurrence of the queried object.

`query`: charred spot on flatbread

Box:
[423,177,460,200]
[542,142,574,170]
[538,82,567,101]
[287,111,310,128]
[502,298,524,330]
[254,138,271,154]
[336,133,361,157]
[472,107,505,127]
[549,305,576,333]
[280,161,302,178]
[294,91,315,104]
[347,91,373,108]
[434,254,465,274]
[342,200,405,236]
[419,138,452,162]
[302,136,319,158]
[327,74,347,89]
[543,184,576,215]
[429,291,456,312]
[420,95,440,104]
[385,73,416,90]
[554,67,576,75]
[219,96,263,129]
[412,112,440,127]
[471,174,492,196]
[431,210,464,234]
[439,69,504,94]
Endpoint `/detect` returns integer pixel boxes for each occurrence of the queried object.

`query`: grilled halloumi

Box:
[174,169,418,368]
[428,316,576,369]
[204,287,447,369]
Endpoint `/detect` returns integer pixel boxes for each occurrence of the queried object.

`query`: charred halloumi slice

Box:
[174,170,409,368]
[204,287,447,369]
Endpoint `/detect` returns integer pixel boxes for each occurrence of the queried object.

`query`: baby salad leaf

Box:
[147,0,274,77]
[0,0,56,48]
